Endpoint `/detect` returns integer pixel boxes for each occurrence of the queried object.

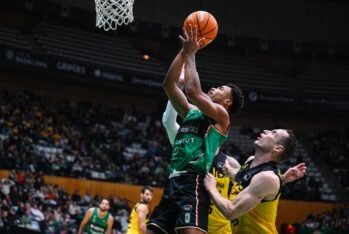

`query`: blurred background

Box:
[0,0,348,233]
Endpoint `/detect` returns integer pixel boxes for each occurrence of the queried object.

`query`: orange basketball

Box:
[184,11,218,47]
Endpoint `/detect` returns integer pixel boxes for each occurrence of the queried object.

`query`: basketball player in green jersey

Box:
[161,68,237,234]
[78,199,114,234]
[147,25,244,234]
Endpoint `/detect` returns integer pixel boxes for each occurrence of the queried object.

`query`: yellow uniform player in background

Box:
[127,186,154,234]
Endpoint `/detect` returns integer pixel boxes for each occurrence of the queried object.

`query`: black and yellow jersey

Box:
[127,202,149,234]
[230,159,282,234]
[208,151,233,234]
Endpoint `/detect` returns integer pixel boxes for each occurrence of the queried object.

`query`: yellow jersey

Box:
[127,202,148,234]
[230,160,282,234]
[208,152,232,234]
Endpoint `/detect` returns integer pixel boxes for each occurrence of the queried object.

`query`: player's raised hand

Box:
[222,158,240,178]
[282,163,307,184]
[179,24,205,55]
[204,173,217,191]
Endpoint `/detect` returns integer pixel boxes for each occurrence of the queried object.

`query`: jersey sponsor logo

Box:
[174,137,195,145]
[183,205,193,211]
[185,212,191,223]
[243,173,251,181]
[178,126,199,134]
[231,181,244,195]
[90,224,105,232]
[216,182,225,190]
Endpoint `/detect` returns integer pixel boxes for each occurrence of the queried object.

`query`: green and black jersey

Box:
[168,109,228,176]
[86,208,110,234]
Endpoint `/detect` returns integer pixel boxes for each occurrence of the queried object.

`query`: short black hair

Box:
[278,129,296,162]
[226,83,244,117]
[141,186,153,194]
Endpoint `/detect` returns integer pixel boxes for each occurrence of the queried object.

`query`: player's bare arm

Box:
[163,49,194,118]
[106,215,114,234]
[180,25,230,134]
[137,204,149,234]
[205,171,280,220]
[78,208,93,234]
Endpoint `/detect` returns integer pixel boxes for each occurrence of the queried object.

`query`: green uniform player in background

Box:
[78,199,114,234]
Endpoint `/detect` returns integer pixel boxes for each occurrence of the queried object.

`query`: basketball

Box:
[184,11,218,47]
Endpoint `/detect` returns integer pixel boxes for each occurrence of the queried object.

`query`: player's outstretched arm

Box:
[205,171,280,220]
[78,208,93,234]
[180,25,230,133]
[281,163,307,184]
[163,50,193,118]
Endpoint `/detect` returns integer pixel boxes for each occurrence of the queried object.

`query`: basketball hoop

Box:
[94,0,135,31]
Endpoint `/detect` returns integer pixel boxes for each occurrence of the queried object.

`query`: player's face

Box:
[254,129,289,153]
[99,199,110,212]
[207,85,231,103]
[141,189,153,204]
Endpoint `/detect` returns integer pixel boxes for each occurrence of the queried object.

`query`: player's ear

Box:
[224,98,232,107]
[273,144,284,154]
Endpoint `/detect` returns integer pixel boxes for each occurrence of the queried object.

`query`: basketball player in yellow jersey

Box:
[127,186,154,234]
[205,129,307,234]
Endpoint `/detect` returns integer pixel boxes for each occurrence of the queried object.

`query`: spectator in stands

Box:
[298,207,349,234]
[0,178,15,196]
[0,170,130,233]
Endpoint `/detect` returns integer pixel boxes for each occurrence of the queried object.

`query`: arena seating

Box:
[298,63,349,98]
[0,26,31,50]
[310,129,349,194]
[1,24,348,101]
[197,51,290,93]
[34,23,165,76]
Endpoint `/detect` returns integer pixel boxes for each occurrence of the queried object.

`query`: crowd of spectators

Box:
[0,89,171,187]
[310,129,349,192]
[0,170,131,233]
[0,89,347,202]
[282,206,349,234]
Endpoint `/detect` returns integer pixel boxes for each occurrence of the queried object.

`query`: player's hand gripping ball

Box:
[184,11,218,47]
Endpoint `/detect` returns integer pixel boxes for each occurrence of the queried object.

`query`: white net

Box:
[95,0,135,31]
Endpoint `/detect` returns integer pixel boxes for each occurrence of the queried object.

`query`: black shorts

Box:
[147,171,210,234]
